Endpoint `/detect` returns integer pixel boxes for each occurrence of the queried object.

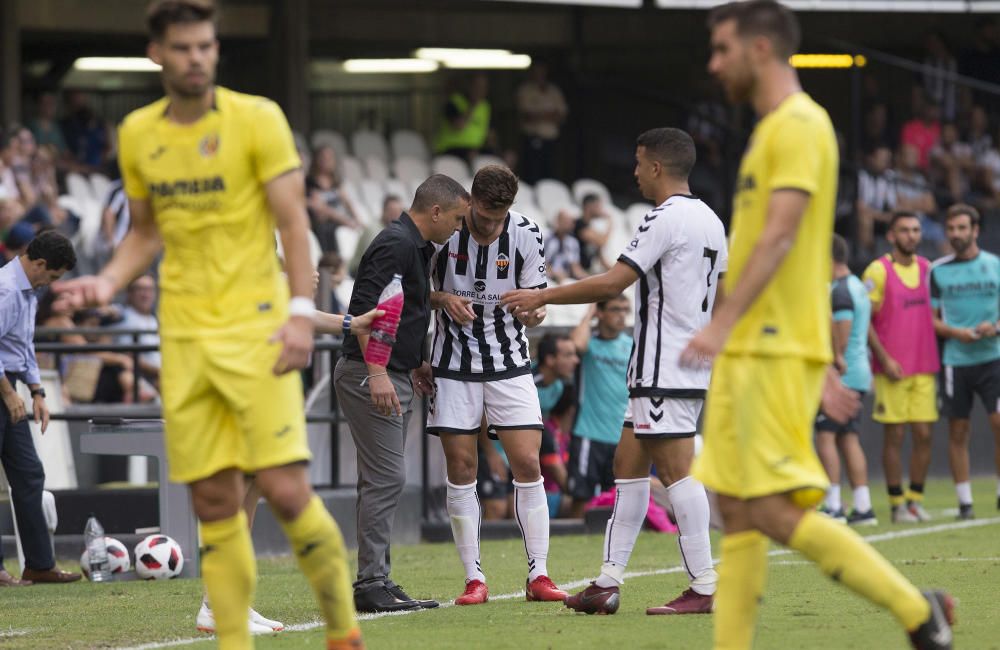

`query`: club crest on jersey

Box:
[199,133,220,158]
[474,280,487,292]
[496,253,510,271]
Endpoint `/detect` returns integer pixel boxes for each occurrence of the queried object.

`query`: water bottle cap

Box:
[392,273,402,280]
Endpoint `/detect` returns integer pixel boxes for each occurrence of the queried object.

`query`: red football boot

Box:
[564,582,621,615]
[526,575,568,602]
[645,588,714,615]
[455,579,489,606]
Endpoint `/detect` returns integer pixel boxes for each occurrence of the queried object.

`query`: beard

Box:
[896,241,919,256]
[164,70,213,99]
[949,237,972,254]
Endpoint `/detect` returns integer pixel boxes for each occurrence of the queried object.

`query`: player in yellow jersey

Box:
[680,3,953,649]
[55,2,365,648]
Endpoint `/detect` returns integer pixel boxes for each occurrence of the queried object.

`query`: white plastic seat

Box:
[534,178,575,225]
[89,173,112,203]
[471,154,506,172]
[66,172,94,203]
[431,155,471,180]
[358,179,386,219]
[339,156,366,183]
[335,227,361,262]
[392,157,430,184]
[513,182,535,211]
[572,178,612,206]
[364,156,390,183]
[390,129,430,162]
[351,130,390,163]
[311,129,350,160]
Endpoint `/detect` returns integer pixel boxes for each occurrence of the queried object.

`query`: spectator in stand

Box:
[306,144,361,254]
[566,297,631,518]
[686,84,729,213]
[857,145,897,253]
[112,274,161,389]
[319,251,348,315]
[959,18,1000,89]
[349,195,401,277]
[532,333,579,517]
[900,98,942,171]
[923,31,958,122]
[1,222,34,266]
[834,132,859,242]
[0,136,23,206]
[516,62,567,183]
[861,103,897,156]
[5,126,38,208]
[545,209,586,283]
[60,91,109,171]
[29,93,68,157]
[895,143,945,253]
[434,73,492,161]
[974,122,1000,206]
[574,194,612,273]
[930,123,974,205]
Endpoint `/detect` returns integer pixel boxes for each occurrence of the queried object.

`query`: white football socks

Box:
[595,478,649,588]
[668,476,717,596]
[956,481,973,506]
[825,484,842,512]
[447,480,486,583]
[853,485,872,513]
[513,478,550,581]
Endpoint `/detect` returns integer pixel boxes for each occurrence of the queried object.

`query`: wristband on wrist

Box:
[342,313,353,337]
[289,296,316,318]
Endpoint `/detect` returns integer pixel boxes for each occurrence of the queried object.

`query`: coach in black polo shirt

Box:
[334,174,469,613]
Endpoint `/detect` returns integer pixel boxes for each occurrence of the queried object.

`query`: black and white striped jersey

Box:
[430,210,547,381]
[617,194,728,398]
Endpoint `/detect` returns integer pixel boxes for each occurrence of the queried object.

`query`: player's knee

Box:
[261,482,311,521]
[191,488,241,522]
[508,455,541,483]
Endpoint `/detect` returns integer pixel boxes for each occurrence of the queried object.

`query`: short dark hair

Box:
[636,128,696,180]
[832,234,849,265]
[889,210,920,229]
[26,230,76,271]
[147,0,217,41]
[471,165,518,210]
[581,193,601,208]
[411,174,470,213]
[708,0,801,60]
[597,294,629,311]
[946,203,980,227]
[536,333,570,367]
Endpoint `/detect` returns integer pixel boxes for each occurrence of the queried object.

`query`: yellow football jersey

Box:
[723,92,838,362]
[118,86,301,339]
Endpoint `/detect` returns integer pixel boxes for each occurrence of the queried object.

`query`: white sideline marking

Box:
[115,516,1000,650]
[0,628,34,638]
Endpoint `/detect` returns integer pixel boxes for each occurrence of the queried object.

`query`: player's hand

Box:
[347,308,385,337]
[2,390,26,424]
[368,373,402,417]
[269,315,315,375]
[975,321,997,338]
[501,289,545,315]
[680,321,729,368]
[32,395,49,434]
[834,353,847,375]
[52,274,117,310]
[882,356,905,381]
[956,327,981,344]
[411,362,435,397]
[516,306,546,328]
[821,366,861,425]
[441,294,476,325]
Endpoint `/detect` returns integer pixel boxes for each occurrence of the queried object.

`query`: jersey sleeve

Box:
[518,220,548,289]
[117,120,147,200]
[930,265,941,309]
[831,281,855,322]
[250,99,302,185]
[618,207,674,276]
[862,260,887,310]
[766,110,823,195]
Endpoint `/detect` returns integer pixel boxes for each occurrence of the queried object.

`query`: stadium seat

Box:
[535,178,575,223]
[472,154,506,172]
[89,173,112,203]
[358,179,386,219]
[384,178,414,206]
[364,156,390,183]
[390,129,430,162]
[275,228,323,267]
[335,226,361,262]
[339,156,366,183]
[335,277,354,310]
[66,172,95,203]
[625,202,655,232]
[393,156,430,184]
[432,155,471,180]
[513,182,535,210]
[311,129,350,160]
[572,178,612,206]
[351,130,390,163]
[339,181,373,226]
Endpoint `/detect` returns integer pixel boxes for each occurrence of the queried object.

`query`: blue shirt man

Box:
[0,230,79,586]
[831,275,873,393]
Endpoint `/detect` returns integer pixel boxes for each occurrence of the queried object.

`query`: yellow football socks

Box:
[713,530,769,650]
[788,511,930,631]
[279,496,360,643]
[201,511,256,650]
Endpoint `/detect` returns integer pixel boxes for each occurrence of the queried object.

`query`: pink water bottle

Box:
[364,273,405,366]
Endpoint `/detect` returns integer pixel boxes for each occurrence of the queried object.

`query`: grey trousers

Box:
[334,357,414,589]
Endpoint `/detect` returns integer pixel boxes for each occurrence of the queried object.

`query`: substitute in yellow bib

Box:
[681,3,951,650]
[55,2,363,649]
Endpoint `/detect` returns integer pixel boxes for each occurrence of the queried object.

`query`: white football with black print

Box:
[134,534,184,580]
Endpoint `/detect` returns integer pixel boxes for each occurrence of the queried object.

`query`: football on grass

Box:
[80,536,131,578]
[134,534,184,580]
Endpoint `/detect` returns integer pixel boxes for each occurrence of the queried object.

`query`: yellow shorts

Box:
[692,353,828,506]
[872,373,938,424]
[160,335,311,484]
